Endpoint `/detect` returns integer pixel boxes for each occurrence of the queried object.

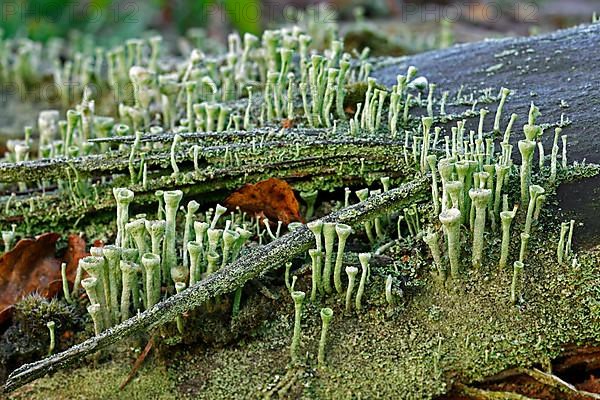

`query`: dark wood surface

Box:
[373,22,600,164]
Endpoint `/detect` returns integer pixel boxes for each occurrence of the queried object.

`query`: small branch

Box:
[119,336,154,390]
[522,368,600,399]
[3,176,429,393]
[456,383,536,400]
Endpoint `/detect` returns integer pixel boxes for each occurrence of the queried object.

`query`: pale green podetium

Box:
[355,253,371,311]
[356,189,375,243]
[321,222,336,294]
[80,256,112,328]
[519,232,530,263]
[524,185,545,236]
[511,260,524,304]
[345,266,359,312]
[182,200,200,269]
[318,308,334,366]
[439,208,462,279]
[141,253,161,308]
[60,262,72,304]
[46,321,56,356]
[87,304,103,336]
[119,261,138,322]
[145,220,166,261]
[493,87,511,132]
[290,290,306,363]
[307,220,324,295]
[519,123,539,205]
[557,221,569,264]
[499,206,517,270]
[550,127,562,184]
[423,230,445,282]
[426,155,440,216]
[113,188,134,248]
[163,190,184,285]
[469,188,492,269]
[175,282,186,334]
[126,217,149,259]
[300,190,318,220]
[334,223,352,294]
[309,249,322,302]
[102,245,122,324]
[187,241,202,286]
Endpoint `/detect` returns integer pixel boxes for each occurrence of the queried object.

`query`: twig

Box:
[456,383,536,400]
[522,368,600,399]
[119,336,155,390]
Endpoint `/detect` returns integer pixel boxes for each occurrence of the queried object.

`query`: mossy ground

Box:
[9,208,600,399]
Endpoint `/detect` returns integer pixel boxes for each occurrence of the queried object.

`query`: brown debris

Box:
[224,178,303,225]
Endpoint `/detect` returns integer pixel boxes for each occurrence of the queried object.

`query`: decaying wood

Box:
[0,138,410,231]
[373,23,600,164]
[2,176,429,393]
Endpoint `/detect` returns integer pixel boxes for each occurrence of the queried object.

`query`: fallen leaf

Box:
[281,118,295,129]
[0,233,87,326]
[224,178,303,225]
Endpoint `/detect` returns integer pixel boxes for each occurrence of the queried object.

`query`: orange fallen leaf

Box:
[0,233,87,326]
[224,178,303,225]
[281,119,295,129]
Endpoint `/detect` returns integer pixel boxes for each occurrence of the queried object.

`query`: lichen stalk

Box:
[102,245,122,324]
[469,188,492,269]
[321,223,336,294]
[510,261,524,304]
[524,185,545,236]
[439,208,462,279]
[309,249,322,302]
[423,231,445,281]
[318,308,333,366]
[519,233,530,263]
[182,201,200,269]
[163,190,183,285]
[499,207,517,270]
[141,253,161,308]
[345,266,358,312]
[187,241,202,286]
[518,139,536,206]
[334,223,352,294]
[355,253,371,311]
[290,290,305,363]
[557,222,569,264]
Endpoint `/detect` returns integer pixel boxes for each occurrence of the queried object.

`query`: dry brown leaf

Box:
[0,233,86,326]
[224,178,303,225]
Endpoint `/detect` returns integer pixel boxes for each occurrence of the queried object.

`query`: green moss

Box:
[9,357,176,400]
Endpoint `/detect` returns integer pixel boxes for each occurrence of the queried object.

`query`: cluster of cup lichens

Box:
[420,103,573,303]
[287,182,411,366]
[75,188,273,335]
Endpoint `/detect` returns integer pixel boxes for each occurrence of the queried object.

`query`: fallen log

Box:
[373,22,600,164]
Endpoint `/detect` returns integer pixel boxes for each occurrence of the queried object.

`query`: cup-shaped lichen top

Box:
[79,256,105,278]
[102,245,122,263]
[114,188,134,206]
[445,181,464,210]
[307,220,324,251]
[194,221,209,242]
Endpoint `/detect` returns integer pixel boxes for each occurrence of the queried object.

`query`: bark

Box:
[372,23,600,164]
